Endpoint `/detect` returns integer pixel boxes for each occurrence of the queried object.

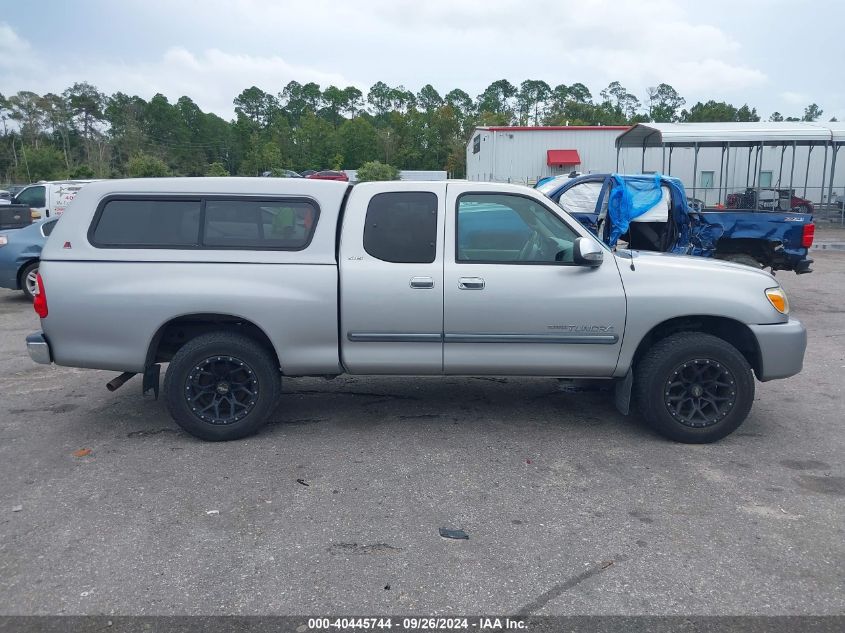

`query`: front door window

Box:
[15,185,46,208]
[457,193,580,264]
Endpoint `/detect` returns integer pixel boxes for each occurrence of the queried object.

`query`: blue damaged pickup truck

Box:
[537,173,815,274]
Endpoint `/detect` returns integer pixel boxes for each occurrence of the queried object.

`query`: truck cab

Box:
[339,181,626,377]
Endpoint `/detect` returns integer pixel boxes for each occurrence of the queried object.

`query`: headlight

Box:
[0,235,7,247]
[765,287,789,314]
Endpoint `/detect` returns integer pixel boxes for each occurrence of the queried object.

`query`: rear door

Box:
[444,183,626,376]
[552,176,610,238]
[339,182,446,374]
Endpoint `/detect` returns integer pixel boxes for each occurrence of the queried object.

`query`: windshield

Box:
[535,177,568,196]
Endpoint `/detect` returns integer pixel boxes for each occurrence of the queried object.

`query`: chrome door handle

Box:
[410,276,434,289]
[458,277,485,290]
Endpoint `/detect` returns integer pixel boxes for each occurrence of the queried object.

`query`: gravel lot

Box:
[0,253,843,616]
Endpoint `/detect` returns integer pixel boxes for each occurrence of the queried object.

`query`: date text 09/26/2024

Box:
[306,617,527,630]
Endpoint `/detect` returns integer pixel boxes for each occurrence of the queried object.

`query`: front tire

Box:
[635,332,754,443]
[164,332,281,441]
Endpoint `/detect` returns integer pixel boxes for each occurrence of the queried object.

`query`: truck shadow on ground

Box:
[0,291,30,303]
[82,376,655,442]
[265,376,651,439]
[0,292,33,316]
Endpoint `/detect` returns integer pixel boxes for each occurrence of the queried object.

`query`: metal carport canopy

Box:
[827,122,845,143]
[615,122,833,148]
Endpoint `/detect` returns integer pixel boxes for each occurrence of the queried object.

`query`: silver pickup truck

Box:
[27,178,806,443]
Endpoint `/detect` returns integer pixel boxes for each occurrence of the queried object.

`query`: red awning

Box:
[547,149,581,166]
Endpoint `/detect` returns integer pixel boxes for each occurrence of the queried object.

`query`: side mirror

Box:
[573,237,604,267]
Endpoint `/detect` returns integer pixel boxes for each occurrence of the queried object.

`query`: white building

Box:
[466,126,628,185]
[467,123,845,209]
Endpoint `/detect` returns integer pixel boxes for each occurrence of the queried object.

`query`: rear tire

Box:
[20,261,39,301]
[635,332,754,443]
[164,332,281,441]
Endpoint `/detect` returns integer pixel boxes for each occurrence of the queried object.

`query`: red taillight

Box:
[33,273,48,318]
[801,223,815,248]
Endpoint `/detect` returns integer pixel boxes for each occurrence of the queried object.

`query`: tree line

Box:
[0,79,830,184]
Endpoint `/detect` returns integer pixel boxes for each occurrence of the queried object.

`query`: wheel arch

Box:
[714,238,775,264]
[630,315,762,378]
[145,313,282,373]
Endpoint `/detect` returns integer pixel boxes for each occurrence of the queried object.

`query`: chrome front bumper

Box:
[27,332,52,365]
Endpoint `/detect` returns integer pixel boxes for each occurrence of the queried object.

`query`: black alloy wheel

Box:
[164,332,281,441]
[663,358,737,428]
[185,355,259,425]
[635,332,754,443]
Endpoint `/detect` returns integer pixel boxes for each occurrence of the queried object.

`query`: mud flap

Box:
[614,368,633,416]
[143,364,161,399]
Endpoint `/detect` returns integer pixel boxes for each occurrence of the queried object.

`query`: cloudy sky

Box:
[1,0,842,121]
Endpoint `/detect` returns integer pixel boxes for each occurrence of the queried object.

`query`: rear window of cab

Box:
[89,197,319,250]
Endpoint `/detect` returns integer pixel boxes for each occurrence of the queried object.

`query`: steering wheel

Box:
[537,236,560,260]
[518,231,561,261]
[517,231,541,260]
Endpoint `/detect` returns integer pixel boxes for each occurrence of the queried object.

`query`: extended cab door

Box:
[443,183,626,376]
[339,182,446,374]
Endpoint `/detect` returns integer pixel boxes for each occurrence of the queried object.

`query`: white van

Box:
[13,180,100,218]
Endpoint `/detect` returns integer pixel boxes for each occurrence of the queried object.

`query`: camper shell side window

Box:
[88,195,321,250]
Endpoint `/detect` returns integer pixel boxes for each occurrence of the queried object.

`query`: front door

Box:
[340,183,446,374]
[444,186,626,376]
[14,185,47,217]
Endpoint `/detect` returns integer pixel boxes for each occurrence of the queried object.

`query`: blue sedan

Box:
[0,218,57,299]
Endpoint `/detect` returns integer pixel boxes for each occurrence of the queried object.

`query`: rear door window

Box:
[41,219,58,237]
[558,181,603,214]
[363,192,438,263]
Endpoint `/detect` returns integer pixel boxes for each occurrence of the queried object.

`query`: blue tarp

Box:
[606,173,665,246]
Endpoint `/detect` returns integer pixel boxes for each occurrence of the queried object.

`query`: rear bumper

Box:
[27,331,52,365]
[793,257,813,274]
[774,251,813,274]
[748,319,806,381]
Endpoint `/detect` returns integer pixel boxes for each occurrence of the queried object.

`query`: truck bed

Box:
[691,208,813,272]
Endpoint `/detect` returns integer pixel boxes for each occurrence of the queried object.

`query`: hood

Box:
[614,249,788,326]
[615,249,776,281]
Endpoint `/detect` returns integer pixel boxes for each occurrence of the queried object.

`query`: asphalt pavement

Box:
[0,253,843,616]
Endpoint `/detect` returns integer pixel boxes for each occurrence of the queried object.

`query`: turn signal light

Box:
[765,287,789,314]
[33,273,48,318]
